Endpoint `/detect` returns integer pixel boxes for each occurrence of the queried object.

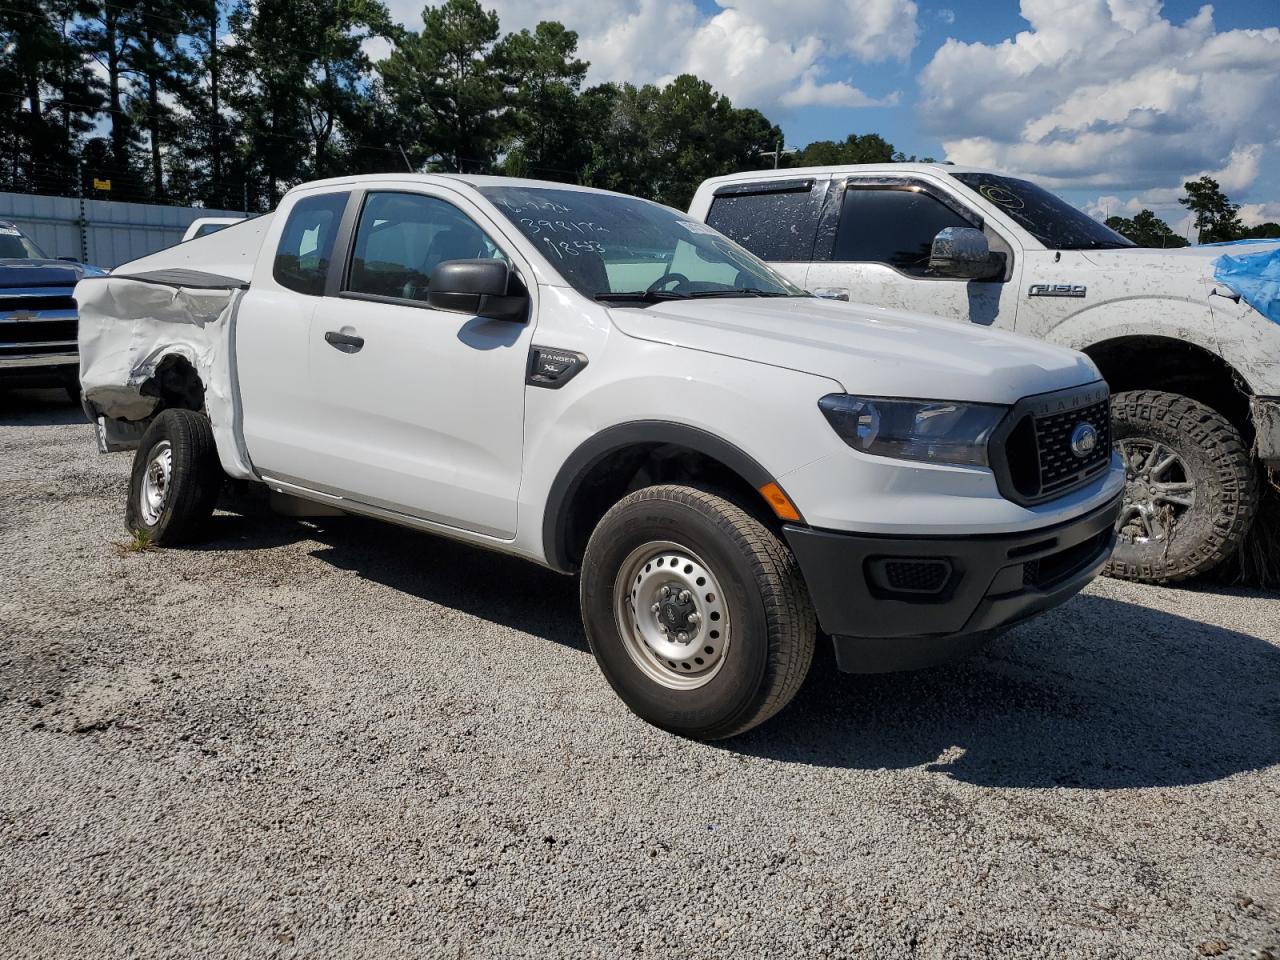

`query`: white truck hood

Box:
[606,295,1100,405]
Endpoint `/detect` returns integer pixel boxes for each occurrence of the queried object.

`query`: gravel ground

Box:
[2,386,1278,960]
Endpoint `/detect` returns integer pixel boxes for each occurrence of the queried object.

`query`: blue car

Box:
[0,220,107,398]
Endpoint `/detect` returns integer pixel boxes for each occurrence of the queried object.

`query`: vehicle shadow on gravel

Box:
[0,387,85,427]
[732,592,1280,789]
[200,508,588,651]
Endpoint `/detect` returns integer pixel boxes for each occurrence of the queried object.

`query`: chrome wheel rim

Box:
[1116,438,1196,543]
[612,540,730,691]
[139,439,173,526]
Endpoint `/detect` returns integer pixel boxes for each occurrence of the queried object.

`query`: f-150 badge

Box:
[1029,283,1087,298]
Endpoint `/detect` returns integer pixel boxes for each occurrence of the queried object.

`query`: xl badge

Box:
[1070,423,1098,458]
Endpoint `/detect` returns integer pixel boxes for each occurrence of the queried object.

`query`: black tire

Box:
[1106,390,1258,583]
[125,409,223,546]
[580,485,816,740]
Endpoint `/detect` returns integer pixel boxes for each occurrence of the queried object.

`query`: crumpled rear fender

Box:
[75,274,255,479]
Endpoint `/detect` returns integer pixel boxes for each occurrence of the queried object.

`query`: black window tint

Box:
[346,192,504,302]
[832,188,973,273]
[706,183,823,261]
[273,193,348,295]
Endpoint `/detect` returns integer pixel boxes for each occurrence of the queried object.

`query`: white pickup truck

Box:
[690,164,1280,583]
[77,174,1123,738]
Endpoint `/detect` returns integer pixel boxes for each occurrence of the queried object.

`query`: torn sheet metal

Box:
[75,274,255,479]
[1214,244,1280,326]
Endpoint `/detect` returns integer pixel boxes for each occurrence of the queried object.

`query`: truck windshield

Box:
[0,225,48,259]
[950,173,1134,251]
[479,185,806,302]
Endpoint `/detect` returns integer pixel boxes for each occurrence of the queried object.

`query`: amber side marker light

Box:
[758,482,802,523]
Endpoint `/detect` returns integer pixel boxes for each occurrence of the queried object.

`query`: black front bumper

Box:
[783,495,1121,673]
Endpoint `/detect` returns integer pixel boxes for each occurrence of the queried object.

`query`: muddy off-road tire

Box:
[1106,390,1258,583]
[125,409,223,546]
[580,485,816,740]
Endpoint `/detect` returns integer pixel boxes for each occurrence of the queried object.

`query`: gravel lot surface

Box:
[2,387,1278,960]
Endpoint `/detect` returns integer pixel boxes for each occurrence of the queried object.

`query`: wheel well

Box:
[1083,336,1253,443]
[548,440,779,573]
[141,353,206,415]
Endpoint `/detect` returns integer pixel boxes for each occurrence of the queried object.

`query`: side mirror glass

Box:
[929,227,1002,280]
[426,258,528,322]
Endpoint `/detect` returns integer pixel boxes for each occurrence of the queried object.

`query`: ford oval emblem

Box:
[1070,423,1098,458]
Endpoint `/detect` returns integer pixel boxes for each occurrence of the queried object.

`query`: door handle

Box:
[812,287,850,302]
[325,330,364,353]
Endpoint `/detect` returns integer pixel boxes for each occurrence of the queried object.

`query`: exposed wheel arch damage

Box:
[76,274,255,479]
[542,422,788,574]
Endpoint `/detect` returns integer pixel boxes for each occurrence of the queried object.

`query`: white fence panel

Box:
[0,191,247,268]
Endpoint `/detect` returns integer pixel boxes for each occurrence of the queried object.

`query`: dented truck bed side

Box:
[76,269,255,480]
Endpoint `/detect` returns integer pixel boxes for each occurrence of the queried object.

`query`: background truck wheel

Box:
[1106,390,1258,583]
[125,409,223,546]
[580,484,816,740]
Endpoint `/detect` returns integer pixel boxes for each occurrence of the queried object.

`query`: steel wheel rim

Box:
[139,439,173,526]
[612,540,731,691]
[1115,437,1196,543]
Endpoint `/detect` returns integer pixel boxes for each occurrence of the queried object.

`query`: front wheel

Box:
[1105,390,1258,583]
[580,485,816,740]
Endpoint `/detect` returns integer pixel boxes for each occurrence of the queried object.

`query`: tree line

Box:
[0,0,927,213]
[1106,176,1279,246]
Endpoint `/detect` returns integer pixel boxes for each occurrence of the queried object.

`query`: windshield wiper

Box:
[686,288,805,299]
[594,290,692,305]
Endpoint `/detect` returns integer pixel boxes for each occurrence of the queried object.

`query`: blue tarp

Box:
[1214,244,1280,325]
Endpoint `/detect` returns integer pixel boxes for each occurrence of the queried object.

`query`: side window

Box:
[273,192,349,295]
[705,180,823,261]
[346,192,506,303]
[831,187,975,274]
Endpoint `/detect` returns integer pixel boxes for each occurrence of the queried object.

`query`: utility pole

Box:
[759,140,798,170]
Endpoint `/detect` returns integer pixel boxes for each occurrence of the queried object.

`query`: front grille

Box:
[0,293,76,313]
[0,317,78,356]
[993,384,1112,506]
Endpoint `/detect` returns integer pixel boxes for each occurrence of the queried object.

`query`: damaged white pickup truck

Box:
[78,174,1123,738]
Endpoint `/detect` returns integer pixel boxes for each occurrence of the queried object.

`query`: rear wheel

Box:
[580,485,815,740]
[1105,390,1257,582]
[125,409,223,545]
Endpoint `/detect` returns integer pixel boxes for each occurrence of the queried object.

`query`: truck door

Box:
[803,177,1022,329]
[293,188,535,540]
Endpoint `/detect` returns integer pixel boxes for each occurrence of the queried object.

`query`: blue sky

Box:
[386,1,1280,235]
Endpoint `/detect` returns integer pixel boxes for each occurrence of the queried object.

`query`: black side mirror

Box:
[929,227,1003,280]
[427,259,528,322]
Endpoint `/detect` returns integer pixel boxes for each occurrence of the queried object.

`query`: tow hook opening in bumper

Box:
[783,495,1122,674]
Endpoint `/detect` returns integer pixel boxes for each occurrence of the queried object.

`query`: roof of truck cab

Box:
[697,163,996,188]
[285,172,652,200]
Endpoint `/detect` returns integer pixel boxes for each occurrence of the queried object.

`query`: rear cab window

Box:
[273,192,350,295]
[705,179,827,262]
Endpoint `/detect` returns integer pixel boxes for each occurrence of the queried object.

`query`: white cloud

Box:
[918,0,1280,199]
[384,0,917,113]
[936,8,955,25]
[1239,202,1280,227]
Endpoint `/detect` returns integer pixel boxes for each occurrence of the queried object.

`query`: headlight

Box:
[818,394,1006,467]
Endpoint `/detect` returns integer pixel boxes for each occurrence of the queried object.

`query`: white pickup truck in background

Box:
[690,165,1280,584]
[76,174,1123,738]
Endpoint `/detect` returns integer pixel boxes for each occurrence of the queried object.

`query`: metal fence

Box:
[0,192,247,269]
